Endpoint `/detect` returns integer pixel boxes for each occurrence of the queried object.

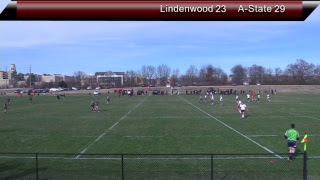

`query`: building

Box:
[95,72,124,87]
[42,74,63,83]
[81,74,97,87]
[60,75,74,83]
[0,64,17,88]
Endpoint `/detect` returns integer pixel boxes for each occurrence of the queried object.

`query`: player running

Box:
[219,95,223,107]
[204,92,208,103]
[29,95,33,105]
[6,97,10,105]
[239,102,248,119]
[247,93,250,102]
[237,100,242,114]
[257,94,261,103]
[236,95,239,103]
[106,96,110,104]
[4,101,8,113]
[210,94,215,105]
[284,124,300,161]
[267,94,271,102]
[199,96,203,103]
[91,100,95,112]
[95,100,100,112]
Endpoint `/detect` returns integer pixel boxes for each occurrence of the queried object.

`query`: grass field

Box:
[1,92,320,179]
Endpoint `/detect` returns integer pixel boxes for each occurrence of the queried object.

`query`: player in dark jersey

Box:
[29,95,33,105]
[4,101,8,113]
[106,96,110,104]
[91,100,95,112]
[7,97,10,105]
[95,100,100,112]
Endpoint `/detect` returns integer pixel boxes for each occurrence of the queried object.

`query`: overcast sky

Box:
[0,3,319,76]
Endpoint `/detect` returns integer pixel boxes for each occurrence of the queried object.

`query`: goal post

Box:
[171,87,180,95]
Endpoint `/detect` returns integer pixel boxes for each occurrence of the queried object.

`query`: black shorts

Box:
[241,110,245,113]
[288,141,297,148]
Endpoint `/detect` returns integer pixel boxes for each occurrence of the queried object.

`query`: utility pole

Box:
[29,66,32,89]
[5,66,7,89]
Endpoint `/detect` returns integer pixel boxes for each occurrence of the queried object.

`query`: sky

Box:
[0,4,319,76]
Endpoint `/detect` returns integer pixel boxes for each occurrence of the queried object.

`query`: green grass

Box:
[0,93,319,179]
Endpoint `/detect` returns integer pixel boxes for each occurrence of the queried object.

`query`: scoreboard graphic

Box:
[0,0,319,21]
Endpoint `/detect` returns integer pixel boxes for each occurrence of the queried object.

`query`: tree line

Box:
[13,59,320,88]
[122,59,320,87]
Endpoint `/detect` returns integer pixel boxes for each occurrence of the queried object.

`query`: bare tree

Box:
[263,68,273,85]
[212,67,228,85]
[73,70,86,89]
[312,65,320,84]
[157,64,171,86]
[285,59,315,84]
[124,70,137,87]
[198,66,206,85]
[231,64,247,85]
[135,69,144,85]
[185,65,198,86]
[170,68,180,86]
[205,65,215,85]
[248,64,266,84]
[273,67,283,84]
[143,65,156,85]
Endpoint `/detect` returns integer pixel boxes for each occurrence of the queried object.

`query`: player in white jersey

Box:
[211,94,215,105]
[220,95,223,107]
[237,100,242,114]
[257,94,261,103]
[247,94,250,102]
[236,95,239,103]
[239,102,248,119]
[267,94,270,102]
[204,92,208,103]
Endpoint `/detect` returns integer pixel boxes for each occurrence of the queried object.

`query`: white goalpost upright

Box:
[171,87,179,95]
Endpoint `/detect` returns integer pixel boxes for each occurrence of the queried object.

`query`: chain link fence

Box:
[0,152,305,180]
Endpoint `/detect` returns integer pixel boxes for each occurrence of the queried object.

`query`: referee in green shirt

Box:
[284,124,300,161]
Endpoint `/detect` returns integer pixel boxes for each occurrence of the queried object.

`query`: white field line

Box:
[124,136,163,138]
[179,96,283,159]
[0,155,320,160]
[19,135,47,137]
[275,110,320,121]
[75,95,149,159]
[246,135,278,137]
[72,136,98,138]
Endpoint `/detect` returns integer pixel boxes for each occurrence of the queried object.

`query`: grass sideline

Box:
[0,92,319,179]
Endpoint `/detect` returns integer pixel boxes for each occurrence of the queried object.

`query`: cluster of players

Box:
[199,92,224,107]
[199,91,272,119]
[90,95,111,112]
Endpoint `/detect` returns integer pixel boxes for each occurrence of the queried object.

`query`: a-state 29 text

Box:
[238,5,286,13]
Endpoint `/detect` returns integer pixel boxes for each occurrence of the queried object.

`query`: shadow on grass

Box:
[0,161,48,180]
[1,166,47,180]
[0,129,23,133]
[99,110,108,112]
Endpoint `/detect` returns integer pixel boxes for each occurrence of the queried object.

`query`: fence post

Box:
[211,154,213,180]
[121,154,124,180]
[303,151,308,180]
[36,153,39,180]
